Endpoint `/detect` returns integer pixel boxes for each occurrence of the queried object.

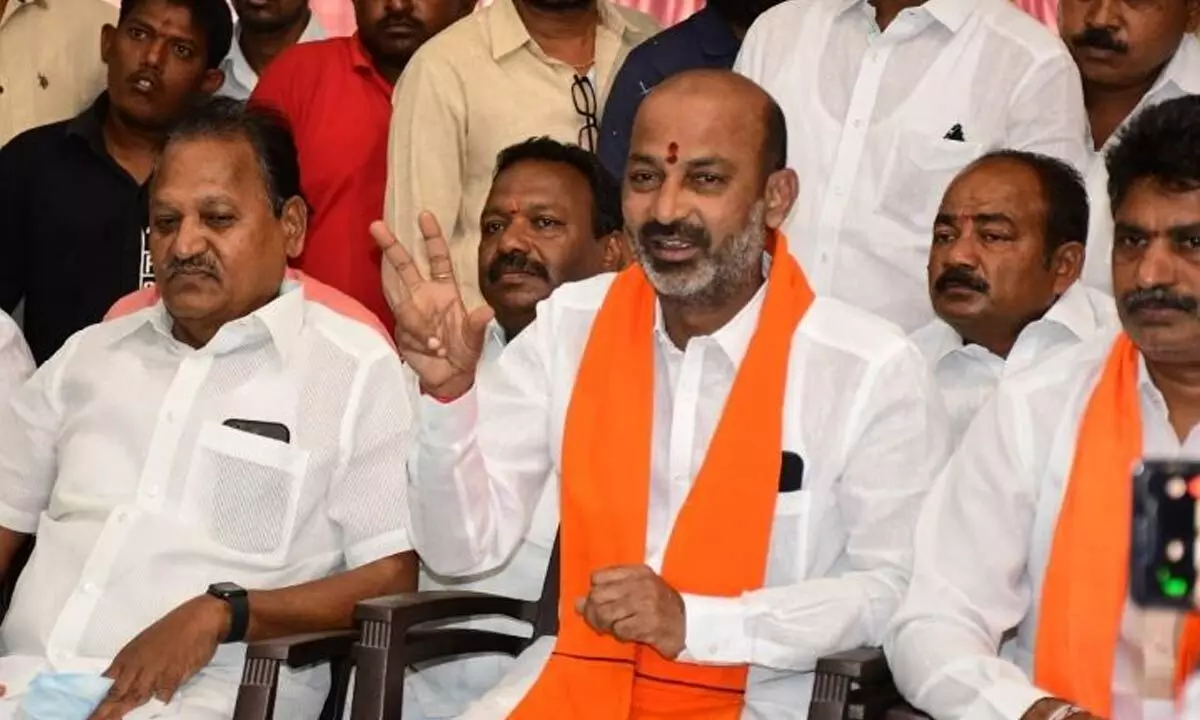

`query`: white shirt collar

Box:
[837,0,980,33]
[1095,34,1200,152]
[652,281,768,369]
[220,12,326,99]
[117,279,307,360]
[917,280,1105,365]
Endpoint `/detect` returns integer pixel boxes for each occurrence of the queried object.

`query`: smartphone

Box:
[1131,459,1200,609]
[222,418,291,444]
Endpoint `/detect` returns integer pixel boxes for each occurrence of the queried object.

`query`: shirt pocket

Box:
[181,421,310,561]
[876,130,986,240]
[766,489,813,586]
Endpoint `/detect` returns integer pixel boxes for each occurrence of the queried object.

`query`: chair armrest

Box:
[233,630,358,720]
[815,647,893,685]
[809,647,906,720]
[244,629,359,668]
[356,590,537,631]
[350,592,539,720]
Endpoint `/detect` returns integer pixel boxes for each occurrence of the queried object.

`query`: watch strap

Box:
[208,585,250,643]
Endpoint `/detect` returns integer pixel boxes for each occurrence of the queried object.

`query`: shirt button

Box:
[852,119,864,129]
[145,485,159,499]
[113,510,129,524]
[82,582,98,595]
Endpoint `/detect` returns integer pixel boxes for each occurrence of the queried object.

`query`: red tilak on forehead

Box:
[508,200,520,215]
[666,142,679,164]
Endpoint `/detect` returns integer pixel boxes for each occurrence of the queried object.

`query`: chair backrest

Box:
[531,532,560,640]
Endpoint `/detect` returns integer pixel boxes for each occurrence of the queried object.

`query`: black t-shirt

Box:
[0,93,151,365]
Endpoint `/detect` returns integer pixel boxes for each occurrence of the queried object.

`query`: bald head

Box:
[622,69,799,312]
[635,69,787,182]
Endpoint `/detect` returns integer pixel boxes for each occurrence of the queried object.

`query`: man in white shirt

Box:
[0,99,417,720]
[406,136,625,719]
[218,0,325,100]
[734,0,1091,333]
[911,150,1116,440]
[0,310,32,405]
[885,95,1200,720]
[1066,0,1200,294]
[374,68,951,719]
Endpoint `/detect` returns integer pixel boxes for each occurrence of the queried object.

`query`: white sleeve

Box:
[328,351,418,568]
[1005,49,1091,175]
[407,314,555,578]
[679,342,953,670]
[884,390,1052,720]
[0,334,76,533]
[0,312,33,407]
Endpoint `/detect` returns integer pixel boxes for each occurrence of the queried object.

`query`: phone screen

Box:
[1131,459,1200,610]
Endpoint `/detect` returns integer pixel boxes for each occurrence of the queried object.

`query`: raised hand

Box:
[372,213,494,399]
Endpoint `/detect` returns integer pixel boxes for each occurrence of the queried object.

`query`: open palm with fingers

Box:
[371,213,494,399]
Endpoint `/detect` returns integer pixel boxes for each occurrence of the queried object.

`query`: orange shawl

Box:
[1035,332,1200,715]
[509,233,813,719]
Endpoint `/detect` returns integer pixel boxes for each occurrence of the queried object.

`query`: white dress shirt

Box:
[885,329,1190,720]
[735,0,1090,333]
[0,310,33,408]
[408,271,953,719]
[405,320,560,720]
[0,283,414,720]
[910,283,1117,441]
[1080,35,1200,295]
[216,14,326,101]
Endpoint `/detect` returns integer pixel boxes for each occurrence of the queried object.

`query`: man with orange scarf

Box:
[372,68,952,719]
[886,94,1200,720]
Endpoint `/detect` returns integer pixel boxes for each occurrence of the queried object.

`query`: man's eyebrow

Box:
[683,157,729,169]
[1114,221,1149,236]
[1168,222,1200,239]
[933,212,1016,226]
[628,152,661,168]
[972,212,1016,226]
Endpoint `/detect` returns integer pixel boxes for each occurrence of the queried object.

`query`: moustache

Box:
[487,251,549,283]
[934,265,990,295]
[636,219,711,249]
[166,254,220,279]
[127,67,162,85]
[1121,286,1199,315]
[1071,26,1128,54]
[379,12,425,32]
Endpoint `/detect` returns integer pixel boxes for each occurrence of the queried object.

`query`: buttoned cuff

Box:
[676,593,751,665]
[417,385,478,448]
[963,678,1052,720]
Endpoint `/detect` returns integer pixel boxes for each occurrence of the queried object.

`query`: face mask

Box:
[14,672,113,720]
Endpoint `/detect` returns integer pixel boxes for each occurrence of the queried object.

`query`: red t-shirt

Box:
[251,35,395,332]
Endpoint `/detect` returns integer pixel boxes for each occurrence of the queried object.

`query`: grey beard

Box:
[633,202,767,309]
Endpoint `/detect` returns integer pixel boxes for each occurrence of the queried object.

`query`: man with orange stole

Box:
[376,69,952,719]
[886,95,1200,720]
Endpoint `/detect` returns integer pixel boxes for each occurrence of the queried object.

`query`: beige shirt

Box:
[383,0,658,310]
[0,0,115,147]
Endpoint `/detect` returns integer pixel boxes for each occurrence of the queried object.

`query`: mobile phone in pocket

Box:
[222,418,291,444]
[1131,459,1200,610]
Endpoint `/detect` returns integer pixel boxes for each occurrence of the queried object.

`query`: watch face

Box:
[209,582,246,598]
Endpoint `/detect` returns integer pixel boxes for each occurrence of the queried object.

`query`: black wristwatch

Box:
[206,582,249,643]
